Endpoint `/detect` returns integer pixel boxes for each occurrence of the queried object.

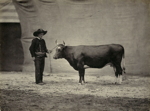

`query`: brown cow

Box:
[53,41,125,84]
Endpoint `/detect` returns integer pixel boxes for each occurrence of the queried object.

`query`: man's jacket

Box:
[29,38,48,57]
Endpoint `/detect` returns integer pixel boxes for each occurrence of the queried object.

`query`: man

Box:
[29,29,51,85]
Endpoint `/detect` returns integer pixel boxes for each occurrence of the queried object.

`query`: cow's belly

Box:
[84,58,109,68]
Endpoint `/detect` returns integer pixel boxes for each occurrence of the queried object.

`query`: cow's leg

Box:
[113,55,123,84]
[77,58,85,84]
[112,65,118,84]
[116,62,123,84]
[115,64,123,84]
[115,71,119,84]
[79,69,85,84]
[78,71,82,84]
[119,75,122,84]
[113,63,122,84]
[81,69,85,83]
[112,66,118,84]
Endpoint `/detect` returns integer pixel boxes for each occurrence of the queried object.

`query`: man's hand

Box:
[32,57,35,61]
[47,50,52,53]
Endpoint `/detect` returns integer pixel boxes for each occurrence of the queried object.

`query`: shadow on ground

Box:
[1,89,150,111]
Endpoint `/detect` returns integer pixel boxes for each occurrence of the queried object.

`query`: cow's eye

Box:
[57,48,61,52]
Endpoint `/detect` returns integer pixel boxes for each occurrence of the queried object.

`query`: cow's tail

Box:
[122,48,126,74]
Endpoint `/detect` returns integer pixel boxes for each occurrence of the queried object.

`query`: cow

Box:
[53,41,126,84]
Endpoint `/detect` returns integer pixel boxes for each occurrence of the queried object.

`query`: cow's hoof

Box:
[79,82,85,85]
[118,82,122,85]
[78,83,82,85]
[114,82,122,85]
[82,83,85,85]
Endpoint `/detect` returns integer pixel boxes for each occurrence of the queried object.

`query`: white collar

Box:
[36,37,42,40]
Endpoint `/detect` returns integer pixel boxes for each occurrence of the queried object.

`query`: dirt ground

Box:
[0,71,150,111]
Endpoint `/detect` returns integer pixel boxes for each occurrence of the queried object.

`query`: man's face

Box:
[38,33,44,38]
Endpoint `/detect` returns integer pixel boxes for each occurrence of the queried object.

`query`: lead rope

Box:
[48,45,57,74]
[49,53,52,73]
[50,45,57,52]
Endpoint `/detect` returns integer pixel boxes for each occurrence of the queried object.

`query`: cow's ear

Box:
[55,40,59,45]
[63,41,65,46]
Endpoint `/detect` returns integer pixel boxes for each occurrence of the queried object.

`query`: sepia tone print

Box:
[0,0,150,111]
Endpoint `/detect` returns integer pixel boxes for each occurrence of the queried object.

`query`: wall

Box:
[11,0,150,74]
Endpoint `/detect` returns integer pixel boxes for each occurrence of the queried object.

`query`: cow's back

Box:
[75,44,124,68]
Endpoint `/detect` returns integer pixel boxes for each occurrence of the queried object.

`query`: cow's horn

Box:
[63,41,65,45]
[55,40,59,45]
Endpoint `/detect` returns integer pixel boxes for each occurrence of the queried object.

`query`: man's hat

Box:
[33,29,47,36]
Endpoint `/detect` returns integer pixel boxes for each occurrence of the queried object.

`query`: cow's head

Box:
[53,40,65,59]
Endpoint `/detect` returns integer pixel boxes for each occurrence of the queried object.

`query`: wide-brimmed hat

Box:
[33,29,47,36]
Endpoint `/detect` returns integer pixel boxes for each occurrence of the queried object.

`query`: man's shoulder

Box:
[32,38,39,41]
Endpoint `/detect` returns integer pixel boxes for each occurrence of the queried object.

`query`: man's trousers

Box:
[34,57,45,84]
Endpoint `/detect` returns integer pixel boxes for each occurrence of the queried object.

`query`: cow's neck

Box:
[63,46,77,70]
[63,46,73,61]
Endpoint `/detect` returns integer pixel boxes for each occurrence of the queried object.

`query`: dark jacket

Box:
[29,38,48,57]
